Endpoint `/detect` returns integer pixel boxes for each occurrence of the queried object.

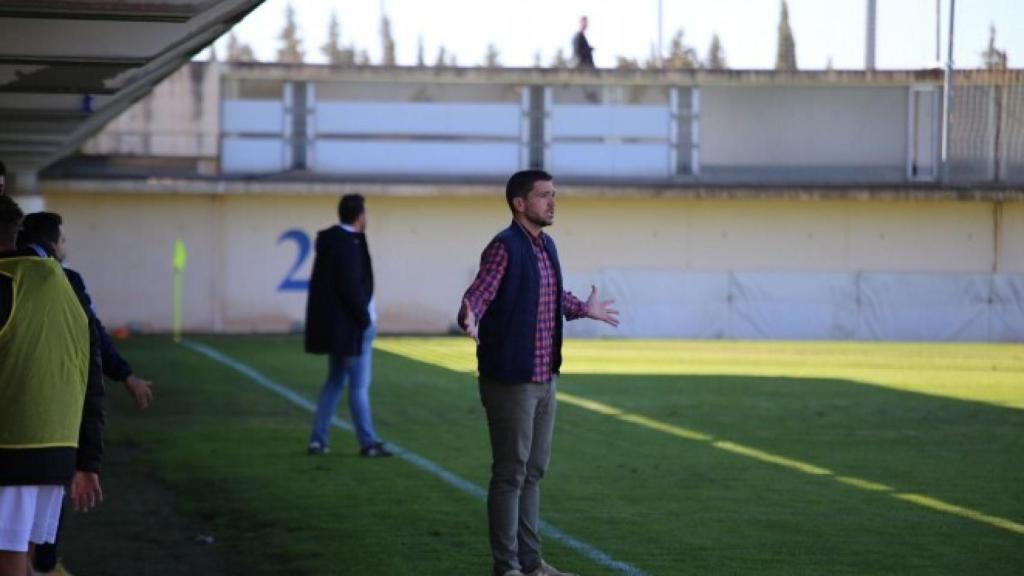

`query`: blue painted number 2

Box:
[277,228,311,292]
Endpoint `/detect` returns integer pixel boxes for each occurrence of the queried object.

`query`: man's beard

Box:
[525,211,552,228]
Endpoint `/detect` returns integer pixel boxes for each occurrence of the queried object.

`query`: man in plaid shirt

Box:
[459,170,619,576]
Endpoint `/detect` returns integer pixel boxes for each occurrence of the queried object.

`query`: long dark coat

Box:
[304,226,373,356]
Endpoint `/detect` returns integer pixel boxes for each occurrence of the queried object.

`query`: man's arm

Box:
[95,321,152,409]
[564,285,619,326]
[66,268,152,409]
[458,239,508,341]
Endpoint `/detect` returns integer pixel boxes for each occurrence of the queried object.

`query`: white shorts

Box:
[0,485,64,552]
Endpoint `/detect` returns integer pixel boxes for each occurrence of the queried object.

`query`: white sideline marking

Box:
[180,339,650,576]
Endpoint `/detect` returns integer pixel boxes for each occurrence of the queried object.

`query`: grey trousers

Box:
[479,377,557,576]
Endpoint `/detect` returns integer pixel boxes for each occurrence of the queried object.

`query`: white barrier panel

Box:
[730,272,859,340]
[222,100,284,134]
[550,105,670,138]
[858,274,990,341]
[221,137,286,173]
[549,142,670,178]
[564,270,730,339]
[316,102,521,137]
[987,275,1023,341]
[562,269,1023,342]
[314,140,519,176]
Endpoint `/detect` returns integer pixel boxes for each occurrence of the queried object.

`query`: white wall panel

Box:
[550,143,669,178]
[314,141,519,175]
[221,138,286,173]
[550,105,669,138]
[222,100,284,134]
[316,102,521,137]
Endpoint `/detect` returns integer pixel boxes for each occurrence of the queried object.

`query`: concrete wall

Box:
[82,61,220,157]
[42,188,1023,339]
[46,193,221,332]
[700,86,909,182]
[78,64,1023,186]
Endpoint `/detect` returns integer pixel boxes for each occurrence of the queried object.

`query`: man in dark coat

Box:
[572,16,595,68]
[305,194,390,457]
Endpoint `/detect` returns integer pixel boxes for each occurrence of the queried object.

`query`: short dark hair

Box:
[505,170,553,212]
[19,211,63,249]
[0,195,23,245]
[338,194,365,225]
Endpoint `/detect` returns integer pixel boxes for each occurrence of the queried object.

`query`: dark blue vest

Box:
[477,222,564,384]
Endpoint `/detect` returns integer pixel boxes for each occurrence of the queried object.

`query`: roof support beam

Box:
[0,3,195,23]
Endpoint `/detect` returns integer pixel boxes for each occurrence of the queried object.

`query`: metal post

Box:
[657,0,663,65]
[865,0,876,70]
[935,0,941,64]
[691,88,701,176]
[940,0,955,182]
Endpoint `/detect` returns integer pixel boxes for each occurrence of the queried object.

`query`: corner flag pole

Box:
[172,238,187,342]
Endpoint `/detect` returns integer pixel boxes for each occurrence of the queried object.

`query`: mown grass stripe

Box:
[180,339,651,576]
[835,476,893,492]
[557,391,624,416]
[558,389,1024,537]
[895,493,1024,535]
[712,441,833,476]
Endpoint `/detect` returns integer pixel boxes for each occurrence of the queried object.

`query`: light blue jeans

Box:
[309,325,378,449]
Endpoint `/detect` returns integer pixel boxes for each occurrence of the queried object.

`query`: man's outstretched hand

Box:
[461,298,480,344]
[585,285,619,327]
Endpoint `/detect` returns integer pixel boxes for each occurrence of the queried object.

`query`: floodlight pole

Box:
[940,0,955,183]
[865,0,876,70]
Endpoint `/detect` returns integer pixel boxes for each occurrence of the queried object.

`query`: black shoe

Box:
[307,442,329,455]
[359,442,393,458]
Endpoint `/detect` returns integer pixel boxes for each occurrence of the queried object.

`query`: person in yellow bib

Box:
[0,196,104,576]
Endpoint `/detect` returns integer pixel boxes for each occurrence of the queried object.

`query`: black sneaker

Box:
[307,442,329,455]
[359,442,393,458]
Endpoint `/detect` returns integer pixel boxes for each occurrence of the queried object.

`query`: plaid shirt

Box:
[461,224,587,382]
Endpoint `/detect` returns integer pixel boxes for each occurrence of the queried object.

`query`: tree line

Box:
[223,1,1009,72]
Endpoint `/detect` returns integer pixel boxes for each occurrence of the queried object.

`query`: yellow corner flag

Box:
[173,238,187,342]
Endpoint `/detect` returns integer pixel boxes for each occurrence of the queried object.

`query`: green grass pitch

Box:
[61,336,1023,575]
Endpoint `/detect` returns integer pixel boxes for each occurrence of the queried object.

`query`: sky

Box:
[201,0,1023,70]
